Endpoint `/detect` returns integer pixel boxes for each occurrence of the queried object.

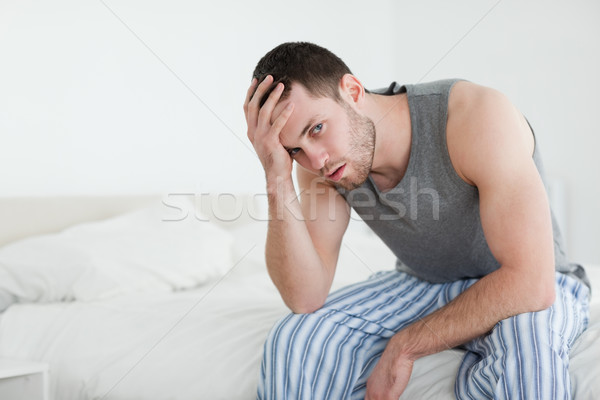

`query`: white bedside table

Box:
[0,359,49,400]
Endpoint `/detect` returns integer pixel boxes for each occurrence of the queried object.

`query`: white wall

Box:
[1,0,598,264]
[0,0,398,195]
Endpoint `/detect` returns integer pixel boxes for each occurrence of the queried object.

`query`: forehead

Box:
[272,83,341,141]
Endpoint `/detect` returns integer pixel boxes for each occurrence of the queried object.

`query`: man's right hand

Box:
[243,75,295,187]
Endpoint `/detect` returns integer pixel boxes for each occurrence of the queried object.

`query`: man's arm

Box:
[264,167,350,313]
[365,82,556,399]
[244,76,350,313]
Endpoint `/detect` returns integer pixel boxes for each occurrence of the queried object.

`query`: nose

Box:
[306,145,328,172]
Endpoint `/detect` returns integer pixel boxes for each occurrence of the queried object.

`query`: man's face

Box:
[271,83,376,191]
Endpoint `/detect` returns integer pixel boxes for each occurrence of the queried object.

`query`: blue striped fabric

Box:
[257,271,590,400]
[456,273,590,399]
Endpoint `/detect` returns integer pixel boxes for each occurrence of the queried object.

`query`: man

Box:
[243,42,590,399]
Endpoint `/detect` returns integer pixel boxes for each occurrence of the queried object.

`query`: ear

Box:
[339,74,365,108]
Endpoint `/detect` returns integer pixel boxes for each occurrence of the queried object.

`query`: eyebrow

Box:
[283,114,324,151]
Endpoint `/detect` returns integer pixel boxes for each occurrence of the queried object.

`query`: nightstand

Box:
[0,359,49,400]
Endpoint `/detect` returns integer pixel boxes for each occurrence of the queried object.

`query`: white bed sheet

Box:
[0,221,598,399]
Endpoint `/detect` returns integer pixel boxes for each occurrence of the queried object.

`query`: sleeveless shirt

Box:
[336,79,590,289]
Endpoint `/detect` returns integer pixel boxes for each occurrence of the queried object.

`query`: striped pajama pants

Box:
[257,271,590,399]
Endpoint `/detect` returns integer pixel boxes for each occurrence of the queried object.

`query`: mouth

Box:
[327,164,346,182]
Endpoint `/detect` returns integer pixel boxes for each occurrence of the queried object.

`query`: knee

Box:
[457,313,573,399]
[263,312,323,359]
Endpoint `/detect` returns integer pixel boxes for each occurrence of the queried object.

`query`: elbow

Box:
[529,279,556,312]
[290,305,321,314]
[512,262,556,312]
[285,295,326,315]
[278,277,331,314]
[537,284,556,311]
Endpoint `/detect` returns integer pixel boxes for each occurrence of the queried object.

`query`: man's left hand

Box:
[365,343,414,400]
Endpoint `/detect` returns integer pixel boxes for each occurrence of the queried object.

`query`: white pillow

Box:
[0,201,235,311]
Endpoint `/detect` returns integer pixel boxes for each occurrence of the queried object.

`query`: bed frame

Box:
[0,196,159,248]
[0,194,267,248]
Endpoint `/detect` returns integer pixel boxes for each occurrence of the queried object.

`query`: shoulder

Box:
[446,81,535,186]
[448,80,514,116]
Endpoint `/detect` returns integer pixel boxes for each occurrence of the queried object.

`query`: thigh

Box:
[258,271,478,400]
[258,300,390,400]
[322,270,476,333]
[259,271,469,400]
[456,273,591,399]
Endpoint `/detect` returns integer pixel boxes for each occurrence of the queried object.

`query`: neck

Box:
[363,91,411,182]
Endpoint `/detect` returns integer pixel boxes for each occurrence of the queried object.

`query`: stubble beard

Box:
[334,104,376,191]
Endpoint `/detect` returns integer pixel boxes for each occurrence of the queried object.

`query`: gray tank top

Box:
[336,79,590,289]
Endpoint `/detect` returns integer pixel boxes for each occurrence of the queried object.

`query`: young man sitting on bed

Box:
[243,42,590,400]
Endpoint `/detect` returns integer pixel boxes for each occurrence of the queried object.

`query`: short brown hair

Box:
[252,42,352,107]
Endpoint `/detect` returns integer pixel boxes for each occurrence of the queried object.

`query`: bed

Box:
[0,195,598,399]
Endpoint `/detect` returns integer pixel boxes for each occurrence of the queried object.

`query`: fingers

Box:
[245,75,274,128]
[243,77,258,119]
[257,81,284,128]
[246,75,291,147]
[270,102,294,134]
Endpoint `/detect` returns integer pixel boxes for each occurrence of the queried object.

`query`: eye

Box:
[287,122,323,158]
[311,123,323,135]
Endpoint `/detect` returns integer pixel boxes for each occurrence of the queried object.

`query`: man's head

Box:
[249,42,376,191]
[252,42,352,107]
